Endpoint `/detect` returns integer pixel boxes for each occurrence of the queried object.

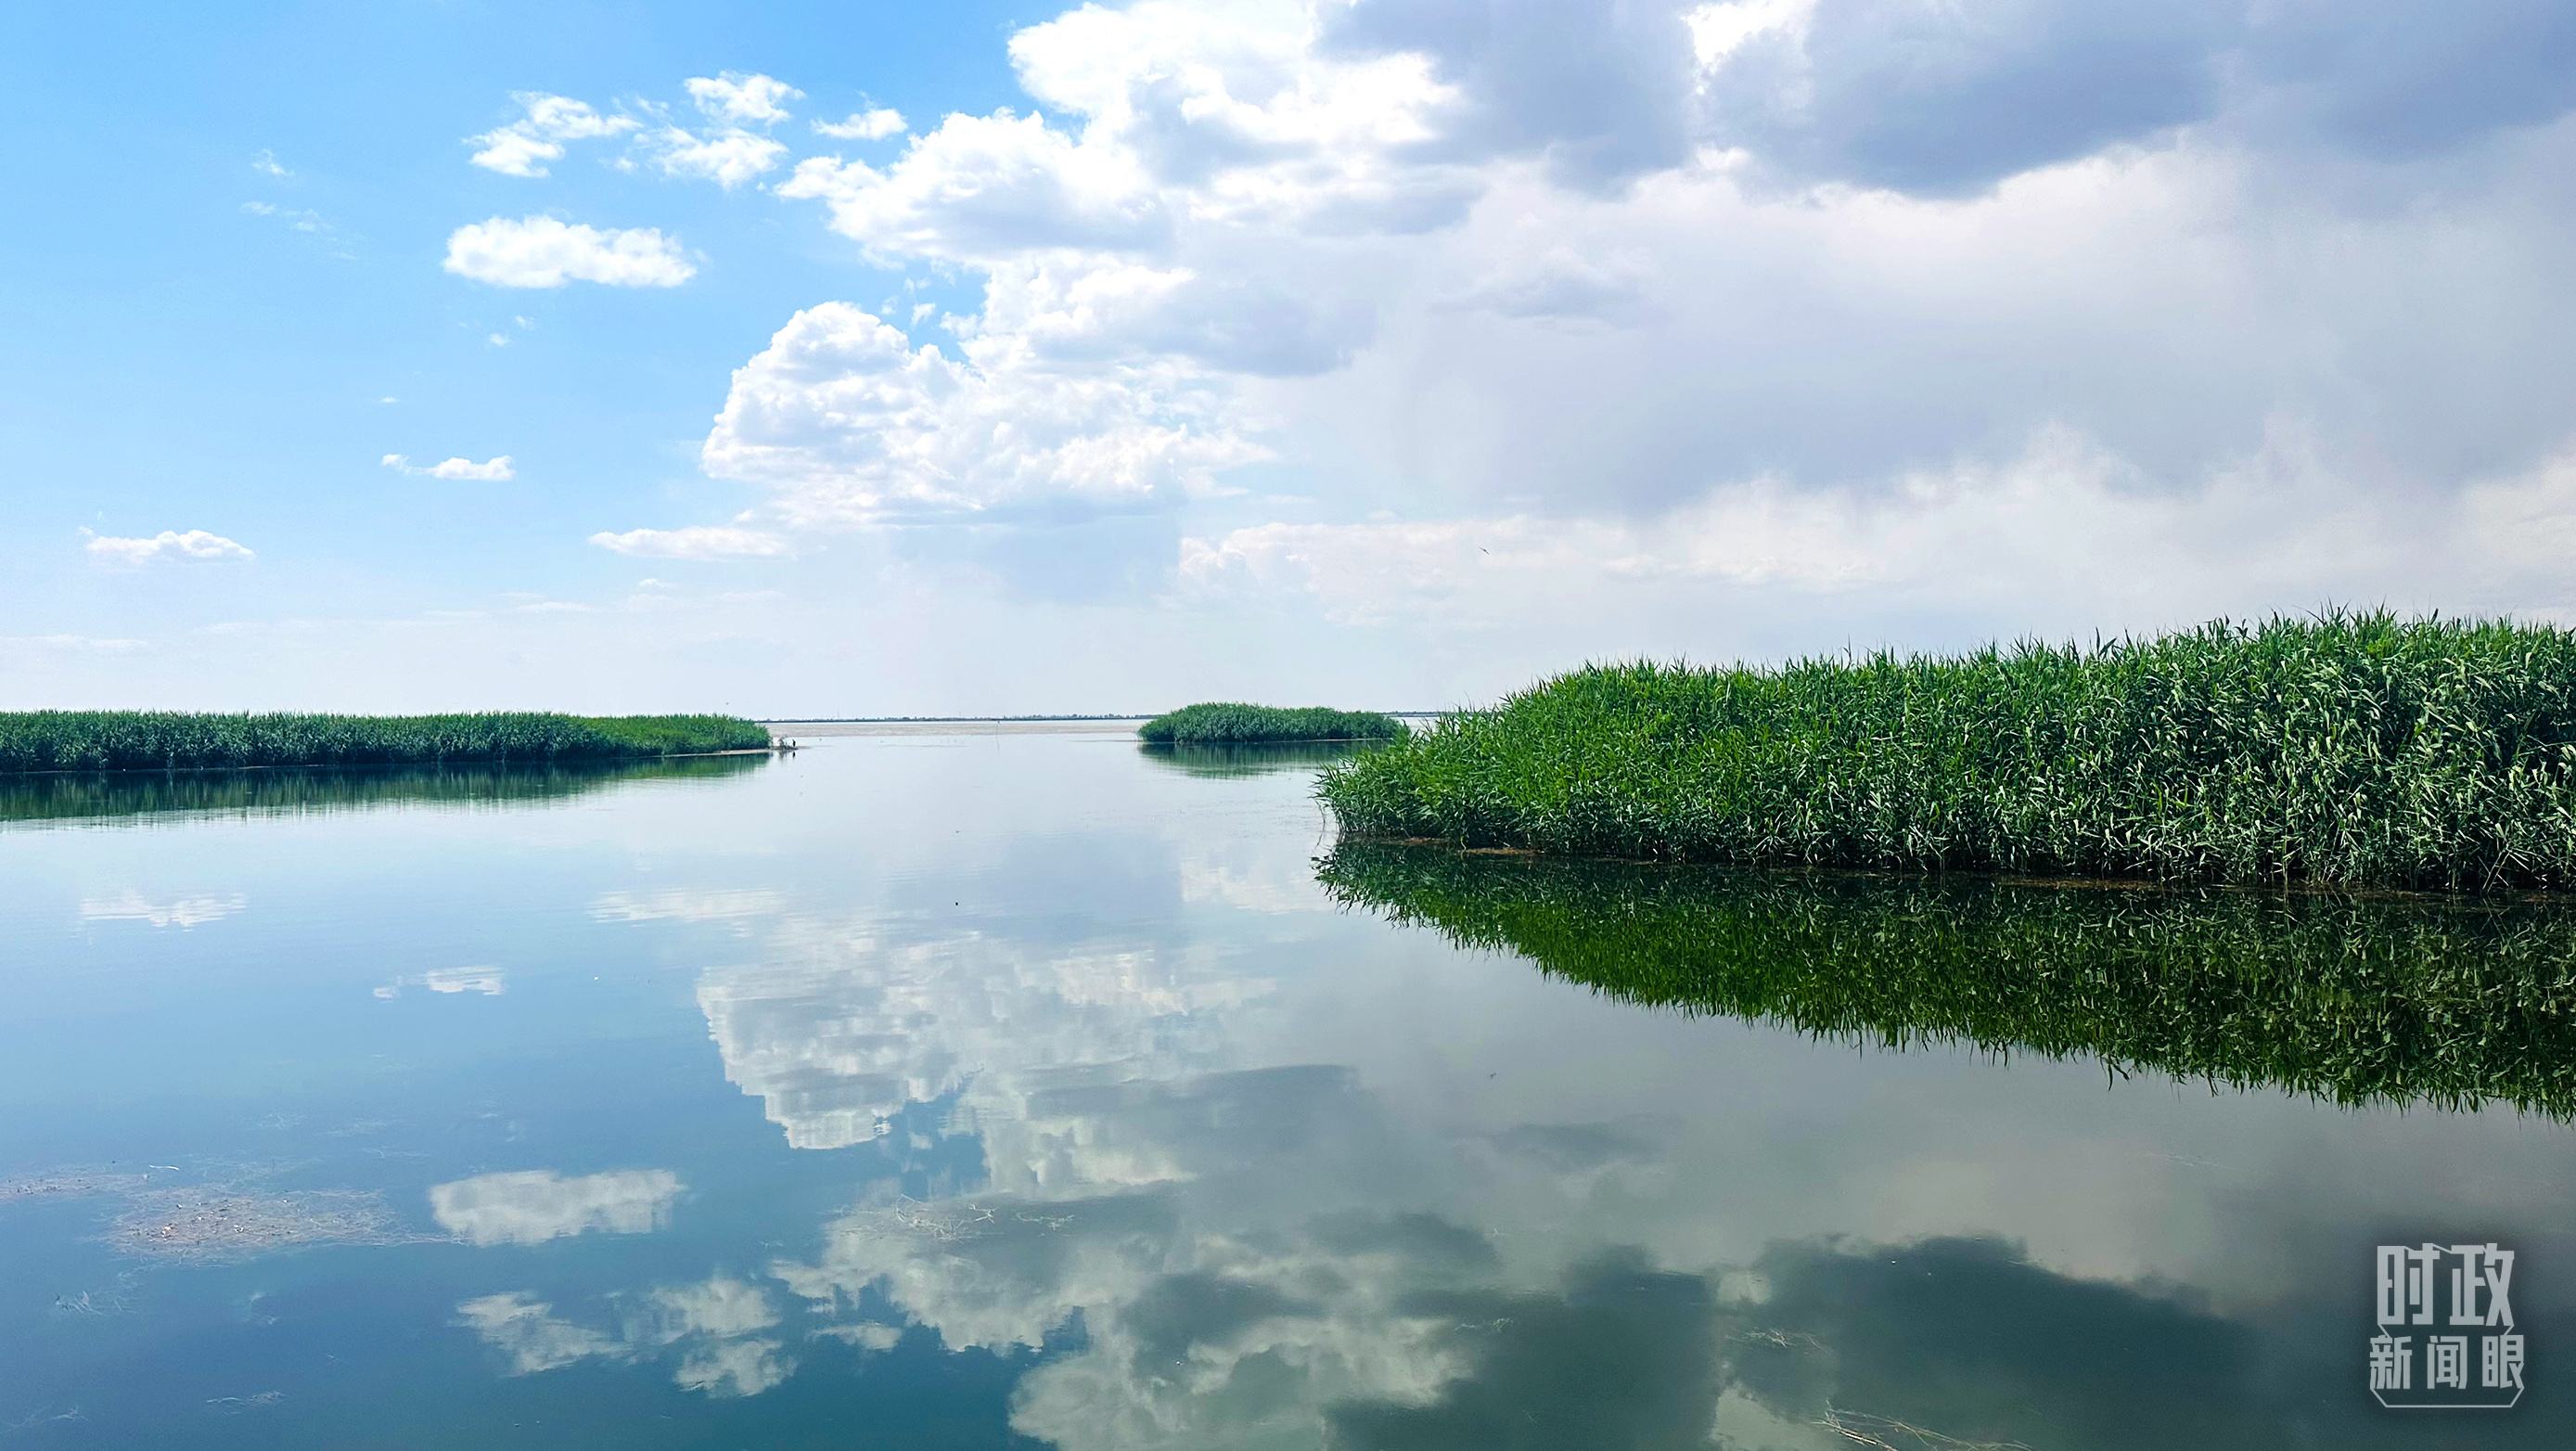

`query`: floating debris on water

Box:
[0,1168,148,1204]
[105,1188,426,1265]
[1,1406,85,1434]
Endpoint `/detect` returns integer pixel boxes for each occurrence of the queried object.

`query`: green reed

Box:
[1319,842,2576,1115]
[1320,610,2576,891]
[1139,702,1409,744]
[0,712,771,774]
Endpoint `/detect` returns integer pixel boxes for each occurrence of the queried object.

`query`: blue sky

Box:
[8,1,2576,714]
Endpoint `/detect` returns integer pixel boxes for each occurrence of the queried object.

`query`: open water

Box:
[2,723,2570,1447]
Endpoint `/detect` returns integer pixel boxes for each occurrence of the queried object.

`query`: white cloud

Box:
[239,200,329,234]
[686,72,801,125]
[778,111,1170,266]
[588,526,791,559]
[429,1169,685,1246]
[383,454,516,481]
[814,108,906,141]
[646,127,789,188]
[250,148,290,178]
[442,217,695,289]
[468,94,640,177]
[700,302,1262,525]
[83,530,253,565]
[1685,0,1815,68]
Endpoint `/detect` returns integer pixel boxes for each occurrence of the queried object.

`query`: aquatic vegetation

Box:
[1139,702,1408,744]
[0,712,772,775]
[1318,842,2576,1115]
[1321,611,2576,892]
[0,755,766,828]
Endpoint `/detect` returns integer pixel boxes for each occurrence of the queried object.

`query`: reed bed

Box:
[1318,843,2576,1115]
[1139,702,1408,744]
[0,712,770,775]
[1320,611,2576,892]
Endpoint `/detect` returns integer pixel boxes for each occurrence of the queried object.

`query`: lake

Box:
[3,723,2570,1448]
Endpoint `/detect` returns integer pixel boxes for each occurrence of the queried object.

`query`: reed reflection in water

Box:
[1136,740,1388,778]
[0,754,768,828]
[1318,842,2576,1116]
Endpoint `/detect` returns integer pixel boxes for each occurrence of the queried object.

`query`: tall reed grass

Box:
[1320,611,2576,891]
[0,712,769,774]
[1319,843,2576,1115]
[1139,702,1407,744]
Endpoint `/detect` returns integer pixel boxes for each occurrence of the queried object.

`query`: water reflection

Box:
[0,754,766,828]
[456,1276,794,1396]
[694,926,1264,1154]
[1319,842,2576,1115]
[429,1169,684,1246]
[1136,741,1381,777]
[12,728,2576,1448]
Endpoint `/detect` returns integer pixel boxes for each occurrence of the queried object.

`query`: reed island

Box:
[0,712,772,774]
[1319,611,2576,892]
[1140,702,1408,744]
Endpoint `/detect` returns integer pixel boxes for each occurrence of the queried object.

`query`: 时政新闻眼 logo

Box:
[2371,1243,2524,1409]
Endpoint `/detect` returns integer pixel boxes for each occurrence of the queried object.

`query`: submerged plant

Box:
[1318,842,2576,1116]
[0,712,771,775]
[1321,610,2576,892]
[1139,702,1408,744]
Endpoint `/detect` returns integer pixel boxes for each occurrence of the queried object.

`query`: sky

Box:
[6,0,2576,716]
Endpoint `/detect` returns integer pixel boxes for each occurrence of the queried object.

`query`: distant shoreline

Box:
[762,712,1446,725]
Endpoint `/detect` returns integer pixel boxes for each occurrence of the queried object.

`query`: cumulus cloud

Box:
[686,72,801,126]
[467,93,641,177]
[645,127,788,187]
[1699,0,2234,198]
[638,0,2576,659]
[700,302,1262,524]
[82,529,253,565]
[588,525,791,559]
[443,217,695,289]
[382,454,515,481]
[814,108,906,141]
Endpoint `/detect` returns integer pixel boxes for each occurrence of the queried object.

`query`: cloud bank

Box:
[563,0,2570,659]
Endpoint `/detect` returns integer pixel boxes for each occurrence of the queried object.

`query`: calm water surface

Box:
[4,725,2571,1448]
